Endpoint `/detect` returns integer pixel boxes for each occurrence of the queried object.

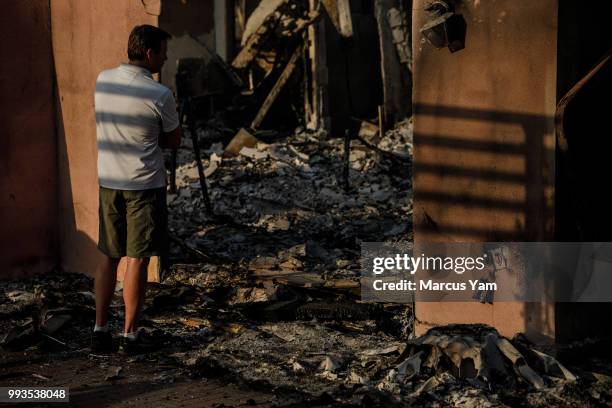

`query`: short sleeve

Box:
[159,90,180,132]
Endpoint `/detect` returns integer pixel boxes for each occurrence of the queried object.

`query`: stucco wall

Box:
[0,1,57,279]
[51,0,157,276]
[412,0,558,341]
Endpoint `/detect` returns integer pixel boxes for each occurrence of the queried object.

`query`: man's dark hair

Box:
[127,25,171,61]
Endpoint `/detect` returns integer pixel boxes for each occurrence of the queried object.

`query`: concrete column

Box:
[411,0,558,342]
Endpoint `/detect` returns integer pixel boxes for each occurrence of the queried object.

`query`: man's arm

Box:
[159,125,181,150]
[158,89,180,149]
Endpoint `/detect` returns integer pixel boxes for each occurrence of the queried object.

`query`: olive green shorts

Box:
[97,186,168,258]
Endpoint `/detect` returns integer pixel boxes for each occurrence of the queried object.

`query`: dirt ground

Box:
[0,350,276,408]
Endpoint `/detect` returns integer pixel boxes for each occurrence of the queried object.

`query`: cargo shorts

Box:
[97,186,168,258]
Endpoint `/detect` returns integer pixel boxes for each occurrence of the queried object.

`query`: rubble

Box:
[168,120,413,276]
[0,272,94,351]
[1,267,611,407]
[105,366,123,381]
[177,319,611,406]
[0,56,606,404]
[224,131,260,157]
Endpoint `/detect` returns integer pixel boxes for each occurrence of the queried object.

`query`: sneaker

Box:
[90,331,114,353]
[118,331,160,355]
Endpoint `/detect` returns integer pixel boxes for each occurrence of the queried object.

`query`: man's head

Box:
[127,25,171,74]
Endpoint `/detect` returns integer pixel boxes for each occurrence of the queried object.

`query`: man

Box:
[91,25,181,354]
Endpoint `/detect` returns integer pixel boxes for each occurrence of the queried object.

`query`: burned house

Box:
[1,0,612,406]
[160,0,411,143]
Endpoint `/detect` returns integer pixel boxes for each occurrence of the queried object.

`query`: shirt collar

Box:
[119,63,152,78]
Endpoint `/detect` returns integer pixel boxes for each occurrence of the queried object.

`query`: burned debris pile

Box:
[2,271,611,406]
[0,272,94,352]
[167,120,413,278]
[179,322,611,406]
[165,0,415,295]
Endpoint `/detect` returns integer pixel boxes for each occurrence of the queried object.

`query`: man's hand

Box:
[159,126,181,149]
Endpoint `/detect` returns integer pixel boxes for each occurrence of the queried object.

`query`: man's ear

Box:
[145,48,154,63]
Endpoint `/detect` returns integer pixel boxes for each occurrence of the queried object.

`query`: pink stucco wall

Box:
[51,0,157,276]
[0,1,58,279]
[412,0,558,342]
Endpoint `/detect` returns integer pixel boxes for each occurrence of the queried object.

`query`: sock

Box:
[123,331,138,341]
[94,323,109,333]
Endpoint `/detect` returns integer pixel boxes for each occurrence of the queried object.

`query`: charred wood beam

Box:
[353,133,411,165]
[184,97,213,215]
[251,44,303,130]
[232,1,319,71]
[232,0,287,70]
[232,23,274,70]
[321,0,353,38]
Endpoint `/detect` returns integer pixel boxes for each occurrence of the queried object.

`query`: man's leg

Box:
[123,257,150,334]
[95,186,125,331]
[94,255,120,327]
[121,187,167,352]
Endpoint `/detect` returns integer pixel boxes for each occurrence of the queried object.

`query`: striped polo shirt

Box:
[95,63,179,190]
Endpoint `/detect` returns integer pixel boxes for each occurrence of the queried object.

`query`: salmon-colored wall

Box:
[51,0,157,276]
[0,1,57,279]
[412,0,558,341]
